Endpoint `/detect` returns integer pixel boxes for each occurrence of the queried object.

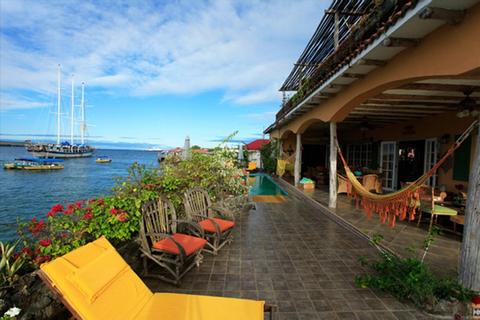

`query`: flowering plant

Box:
[18,197,140,265]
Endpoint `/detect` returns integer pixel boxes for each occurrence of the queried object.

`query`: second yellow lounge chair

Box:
[39,237,275,320]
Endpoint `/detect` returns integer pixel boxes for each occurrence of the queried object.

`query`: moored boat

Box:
[3,158,64,170]
[26,65,94,159]
[95,156,112,163]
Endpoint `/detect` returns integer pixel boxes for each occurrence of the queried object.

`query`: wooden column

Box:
[329,122,338,208]
[459,120,480,291]
[294,133,302,186]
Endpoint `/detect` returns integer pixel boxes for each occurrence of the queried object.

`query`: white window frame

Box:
[380,141,398,192]
[424,138,438,187]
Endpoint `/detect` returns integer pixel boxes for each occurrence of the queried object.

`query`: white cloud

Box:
[0,94,50,111]
[0,0,324,109]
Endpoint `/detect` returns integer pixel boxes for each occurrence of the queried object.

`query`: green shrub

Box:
[356,232,476,309]
[260,139,279,174]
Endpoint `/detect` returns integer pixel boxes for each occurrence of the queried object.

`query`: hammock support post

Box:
[329,122,338,208]
[459,118,480,291]
[294,133,302,186]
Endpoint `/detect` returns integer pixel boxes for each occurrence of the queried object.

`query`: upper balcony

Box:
[274,0,422,123]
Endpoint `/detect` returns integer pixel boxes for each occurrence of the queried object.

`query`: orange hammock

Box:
[336,120,478,227]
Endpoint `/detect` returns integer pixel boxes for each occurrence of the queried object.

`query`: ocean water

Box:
[0,146,158,241]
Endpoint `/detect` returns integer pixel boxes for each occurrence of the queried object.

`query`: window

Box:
[453,135,471,181]
[346,143,372,168]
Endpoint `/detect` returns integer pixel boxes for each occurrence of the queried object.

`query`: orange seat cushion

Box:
[152,233,207,256]
[199,218,235,233]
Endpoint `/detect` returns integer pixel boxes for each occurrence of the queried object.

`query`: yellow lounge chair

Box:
[246,161,257,171]
[39,237,275,320]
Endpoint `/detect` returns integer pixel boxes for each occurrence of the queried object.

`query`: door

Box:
[424,138,438,187]
[380,141,398,192]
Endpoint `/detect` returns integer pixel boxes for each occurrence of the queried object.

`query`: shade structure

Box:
[182,136,191,160]
[238,144,244,161]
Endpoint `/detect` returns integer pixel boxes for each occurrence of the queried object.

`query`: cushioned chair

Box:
[140,197,207,285]
[39,237,275,320]
[183,187,235,255]
[418,186,457,231]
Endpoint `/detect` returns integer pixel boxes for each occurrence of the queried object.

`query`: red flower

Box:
[39,239,52,247]
[47,210,57,218]
[64,207,74,215]
[74,201,83,209]
[51,204,64,213]
[117,212,127,222]
[110,208,119,215]
[30,219,45,235]
[96,198,105,206]
[83,213,93,220]
[88,198,96,204]
[22,247,33,256]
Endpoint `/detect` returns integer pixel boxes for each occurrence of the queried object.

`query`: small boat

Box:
[3,158,64,170]
[95,156,112,163]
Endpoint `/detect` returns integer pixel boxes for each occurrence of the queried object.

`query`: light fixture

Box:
[456,90,479,118]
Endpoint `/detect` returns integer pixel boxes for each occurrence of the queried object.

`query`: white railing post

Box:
[329,122,338,208]
[294,133,302,186]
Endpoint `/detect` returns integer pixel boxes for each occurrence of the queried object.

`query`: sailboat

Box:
[26,65,94,158]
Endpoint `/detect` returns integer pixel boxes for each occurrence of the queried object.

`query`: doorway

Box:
[397,140,425,189]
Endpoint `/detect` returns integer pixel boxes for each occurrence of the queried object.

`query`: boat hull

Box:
[30,151,93,158]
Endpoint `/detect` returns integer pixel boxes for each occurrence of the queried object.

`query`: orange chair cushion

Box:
[199,218,235,233]
[152,233,207,256]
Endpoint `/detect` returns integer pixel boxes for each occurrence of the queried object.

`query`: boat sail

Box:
[26,65,94,158]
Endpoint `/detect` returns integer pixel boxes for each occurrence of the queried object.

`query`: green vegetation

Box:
[12,135,247,272]
[0,240,25,287]
[260,139,279,173]
[356,231,476,309]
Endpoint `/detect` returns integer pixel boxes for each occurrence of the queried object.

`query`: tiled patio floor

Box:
[292,182,462,279]
[143,189,433,319]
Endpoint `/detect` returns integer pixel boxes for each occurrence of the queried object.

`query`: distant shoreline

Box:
[0,141,25,147]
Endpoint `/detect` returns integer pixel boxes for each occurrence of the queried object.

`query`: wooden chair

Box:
[417,186,457,231]
[140,197,207,285]
[183,187,235,255]
[337,173,349,194]
[39,237,276,320]
[362,174,378,193]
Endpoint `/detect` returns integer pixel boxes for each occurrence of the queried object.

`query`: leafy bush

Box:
[260,139,279,174]
[113,149,247,212]
[17,197,141,265]
[356,233,476,309]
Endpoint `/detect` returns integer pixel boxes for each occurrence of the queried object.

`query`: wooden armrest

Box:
[172,219,205,237]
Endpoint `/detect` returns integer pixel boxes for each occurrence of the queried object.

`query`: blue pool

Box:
[248,173,288,196]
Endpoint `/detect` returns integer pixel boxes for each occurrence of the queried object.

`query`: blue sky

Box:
[0,0,326,149]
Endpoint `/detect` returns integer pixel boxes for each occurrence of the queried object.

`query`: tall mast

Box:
[57,64,61,145]
[71,75,74,145]
[80,82,85,145]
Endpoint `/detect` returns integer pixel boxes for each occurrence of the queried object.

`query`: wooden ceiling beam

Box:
[401,83,480,92]
[371,94,464,101]
[351,111,433,117]
[419,7,465,25]
[358,59,387,66]
[342,73,366,79]
[363,100,458,107]
[382,37,419,48]
[355,107,446,114]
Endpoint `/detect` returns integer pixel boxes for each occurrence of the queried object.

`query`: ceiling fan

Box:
[457,89,479,118]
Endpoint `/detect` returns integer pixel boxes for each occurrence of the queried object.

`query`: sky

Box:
[0,0,327,149]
